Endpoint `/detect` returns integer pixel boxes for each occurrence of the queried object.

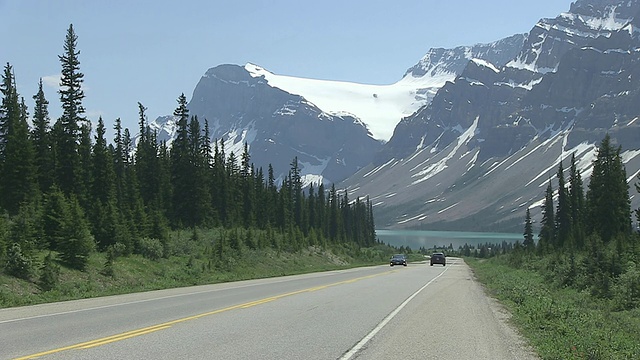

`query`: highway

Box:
[0,258,538,359]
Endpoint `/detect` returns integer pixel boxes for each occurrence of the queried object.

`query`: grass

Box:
[0,227,399,308]
[467,257,640,359]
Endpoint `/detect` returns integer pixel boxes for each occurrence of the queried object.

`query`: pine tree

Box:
[0,63,38,215]
[317,183,327,238]
[189,115,212,226]
[113,118,126,210]
[8,202,43,254]
[212,139,228,226]
[54,24,86,197]
[569,153,586,249]
[32,78,54,193]
[77,122,92,207]
[555,161,572,249]
[226,150,241,226]
[586,134,632,244]
[289,157,303,229]
[135,102,157,207]
[42,186,70,252]
[523,208,535,252]
[241,143,256,228]
[58,194,95,270]
[39,252,60,291]
[329,184,340,241]
[538,180,555,254]
[90,117,126,250]
[170,93,191,227]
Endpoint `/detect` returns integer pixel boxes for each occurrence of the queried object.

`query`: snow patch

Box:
[245,63,455,142]
[411,117,479,185]
[471,58,500,73]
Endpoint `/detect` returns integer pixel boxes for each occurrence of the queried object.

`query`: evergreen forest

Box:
[0,25,381,303]
[465,134,640,358]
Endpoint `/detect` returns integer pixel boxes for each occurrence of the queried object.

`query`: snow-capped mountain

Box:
[343,0,640,232]
[149,36,524,185]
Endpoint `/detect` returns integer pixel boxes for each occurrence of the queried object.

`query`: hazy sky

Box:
[1,0,574,136]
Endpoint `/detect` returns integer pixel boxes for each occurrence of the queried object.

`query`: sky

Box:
[1,0,574,138]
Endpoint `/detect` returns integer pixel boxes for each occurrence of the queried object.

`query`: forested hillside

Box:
[0,25,377,296]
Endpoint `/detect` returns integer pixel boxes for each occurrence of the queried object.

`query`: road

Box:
[0,258,538,360]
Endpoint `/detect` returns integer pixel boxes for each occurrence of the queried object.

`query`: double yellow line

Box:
[16,270,392,359]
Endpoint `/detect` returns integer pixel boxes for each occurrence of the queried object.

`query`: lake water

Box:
[375,229,524,250]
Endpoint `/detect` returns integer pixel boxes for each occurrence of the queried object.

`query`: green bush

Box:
[39,253,60,291]
[138,237,164,260]
[613,261,640,310]
[5,243,33,280]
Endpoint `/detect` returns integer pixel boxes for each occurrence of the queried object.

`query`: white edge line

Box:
[339,261,454,360]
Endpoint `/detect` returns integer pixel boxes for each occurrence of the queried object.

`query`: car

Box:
[430,252,446,266]
[390,254,407,266]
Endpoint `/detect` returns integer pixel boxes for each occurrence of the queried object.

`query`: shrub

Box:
[39,253,60,291]
[138,237,164,260]
[5,243,33,280]
[613,261,640,310]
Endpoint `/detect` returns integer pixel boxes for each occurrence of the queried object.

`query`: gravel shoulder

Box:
[353,258,540,360]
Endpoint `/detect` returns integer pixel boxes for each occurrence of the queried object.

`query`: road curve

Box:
[0,258,538,360]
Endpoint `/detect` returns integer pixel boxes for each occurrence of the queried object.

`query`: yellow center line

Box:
[15,269,394,359]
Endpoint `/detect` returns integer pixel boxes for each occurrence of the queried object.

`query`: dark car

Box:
[390,254,407,267]
[430,252,446,266]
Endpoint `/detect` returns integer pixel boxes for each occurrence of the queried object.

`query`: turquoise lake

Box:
[375,229,524,250]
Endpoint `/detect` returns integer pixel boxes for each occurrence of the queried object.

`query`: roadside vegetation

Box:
[465,135,640,359]
[0,227,402,308]
[0,25,391,308]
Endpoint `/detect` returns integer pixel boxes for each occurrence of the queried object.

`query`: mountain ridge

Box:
[147,0,640,232]
[343,0,640,232]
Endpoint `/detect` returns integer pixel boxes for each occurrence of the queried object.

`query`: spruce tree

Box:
[226,151,240,226]
[77,122,92,207]
[135,102,153,206]
[90,117,126,250]
[54,24,86,197]
[212,139,228,226]
[0,63,38,215]
[555,161,572,249]
[289,157,303,229]
[189,115,212,226]
[329,184,339,241]
[58,194,95,270]
[32,78,54,193]
[586,134,632,244]
[569,153,586,249]
[42,186,70,252]
[523,208,535,252]
[538,180,555,254]
[170,93,191,227]
[241,142,256,228]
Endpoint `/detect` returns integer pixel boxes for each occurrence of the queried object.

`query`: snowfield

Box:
[245,63,454,142]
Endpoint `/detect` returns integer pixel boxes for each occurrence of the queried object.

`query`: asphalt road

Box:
[0,258,539,360]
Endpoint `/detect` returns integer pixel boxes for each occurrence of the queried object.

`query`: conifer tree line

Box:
[521,134,640,304]
[0,24,376,274]
[524,134,633,255]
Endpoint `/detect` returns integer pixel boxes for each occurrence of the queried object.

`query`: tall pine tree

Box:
[586,134,632,244]
[0,63,37,215]
[538,180,555,254]
[54,24,85,197]
[32,78,54,193]
[555,160,572,249]
[523,208,535,252]
[569,153,585,249]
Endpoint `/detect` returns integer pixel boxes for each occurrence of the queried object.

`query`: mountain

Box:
[149,37,524,185]
[343,0,640,232]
